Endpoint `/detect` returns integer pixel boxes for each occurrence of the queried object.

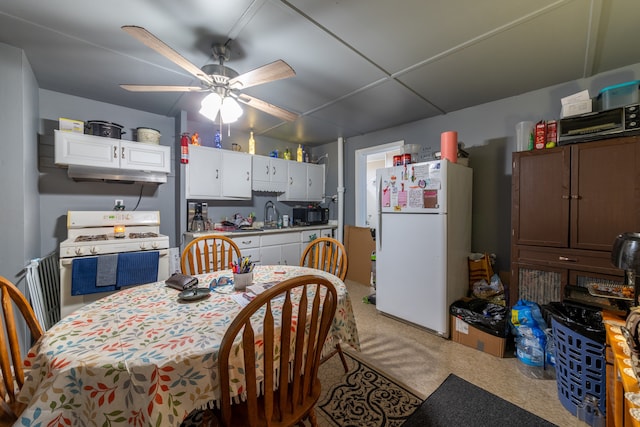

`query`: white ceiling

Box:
[1,0,639,146]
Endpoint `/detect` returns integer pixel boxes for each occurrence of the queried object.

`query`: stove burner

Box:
[129,232,159,239]
[75,234,108,242]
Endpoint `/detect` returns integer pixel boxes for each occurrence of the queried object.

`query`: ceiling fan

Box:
[120,25,298,123]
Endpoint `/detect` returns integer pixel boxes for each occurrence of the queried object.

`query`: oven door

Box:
[59,249,170,318]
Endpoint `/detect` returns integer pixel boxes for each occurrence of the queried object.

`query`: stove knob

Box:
[75,248,83,256]
[139,243,147,250]
[90,247,98,254]
[151,242,159,249]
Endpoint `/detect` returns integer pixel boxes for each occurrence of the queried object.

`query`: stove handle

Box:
[60,249,169,266]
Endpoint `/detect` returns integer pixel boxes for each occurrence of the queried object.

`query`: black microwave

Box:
[292,207,329,226]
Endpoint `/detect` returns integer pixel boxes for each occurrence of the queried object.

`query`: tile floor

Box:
[342,280,574,427]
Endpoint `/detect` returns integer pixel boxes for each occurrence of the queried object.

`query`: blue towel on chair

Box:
[116,251,159,287]
[96,254,118,287]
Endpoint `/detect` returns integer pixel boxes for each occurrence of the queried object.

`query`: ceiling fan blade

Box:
[237,94,298,122]
[229,60,295,90]
[120,84,205,92]
[122,25,213,85]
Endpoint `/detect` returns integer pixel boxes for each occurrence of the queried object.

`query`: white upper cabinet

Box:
[278,162,325,202]
[54,130,170,173]
[185,145,251,200]
[252,155,288,192]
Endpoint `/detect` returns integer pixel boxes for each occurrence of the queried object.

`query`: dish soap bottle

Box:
[214,129,222,149]
[297,144,303,162]
[248,131,256,154]
[283,148,291,160]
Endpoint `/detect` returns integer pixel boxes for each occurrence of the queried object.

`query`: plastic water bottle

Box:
[576,395,605,427]
[544,328,556,379]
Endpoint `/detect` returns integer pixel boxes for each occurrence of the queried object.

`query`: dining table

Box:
[16,264,360,426]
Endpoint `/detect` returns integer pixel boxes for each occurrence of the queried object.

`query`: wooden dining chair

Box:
[213,274,337,427]
[181,235,242,275]
[300,237,349,372]
[0,276,43,426]
[300,237,348,281]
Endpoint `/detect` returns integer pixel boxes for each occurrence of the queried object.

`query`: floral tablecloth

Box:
[17,265,360,427]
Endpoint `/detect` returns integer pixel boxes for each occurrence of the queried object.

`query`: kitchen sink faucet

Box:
[264,200,278,228]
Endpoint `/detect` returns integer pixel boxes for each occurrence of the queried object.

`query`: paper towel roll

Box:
[441,131,458,163]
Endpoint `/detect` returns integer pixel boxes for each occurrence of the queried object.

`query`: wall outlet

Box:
[115,199,124,207]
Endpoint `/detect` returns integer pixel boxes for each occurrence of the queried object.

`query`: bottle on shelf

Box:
[283,148,291,160]
[248,131,256,154]
[214,129,222,149]
[303,145,310,163]
[297,144,303,162]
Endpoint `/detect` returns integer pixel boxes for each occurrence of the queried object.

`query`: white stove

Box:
[60,211,169,258]
[59,211,171,317]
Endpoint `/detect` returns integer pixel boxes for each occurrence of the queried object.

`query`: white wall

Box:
[0,43,40,283]
[38,90,178,253]
[341,63,640,272]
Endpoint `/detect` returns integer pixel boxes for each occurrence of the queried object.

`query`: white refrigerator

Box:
[375,159,472,337]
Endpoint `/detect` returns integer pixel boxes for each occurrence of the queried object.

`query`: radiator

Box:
[26,251,60,330]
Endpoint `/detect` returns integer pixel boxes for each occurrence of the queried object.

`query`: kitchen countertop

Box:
[186,223,336,238]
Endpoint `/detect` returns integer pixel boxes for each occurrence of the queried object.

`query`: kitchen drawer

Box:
[231,236,260,250]
[261,232,300,246]
[515,246,621,275]
[300,228,335,243]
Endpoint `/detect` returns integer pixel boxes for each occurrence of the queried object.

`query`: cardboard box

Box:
[344,225,375,285]
[59,117,84,133]
[450,315,506,358]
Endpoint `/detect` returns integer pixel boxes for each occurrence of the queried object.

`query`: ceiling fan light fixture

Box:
[199,92,243,123]
[199,92,223,121]
[220,97,243,123]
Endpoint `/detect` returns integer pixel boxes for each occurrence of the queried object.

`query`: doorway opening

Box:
[354,141,404,228]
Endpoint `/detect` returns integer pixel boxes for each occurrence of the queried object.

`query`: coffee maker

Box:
[187,202,209,232]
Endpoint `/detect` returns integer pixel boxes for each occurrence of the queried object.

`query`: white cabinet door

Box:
[221,151,252,198]
[281,243,301,266]
[185,146,251,200]
[186,145,222,199]
[252,155,271,185]
[259,245,281,265]
[306,163,325,201]
[252,156,288,192]
[55,130,119,168]
[278,162,325,202]
[270,157,288,189]
[279,161,307,201]
[260,232,300,265]
[120,140,171,173]
[54,130,170,173]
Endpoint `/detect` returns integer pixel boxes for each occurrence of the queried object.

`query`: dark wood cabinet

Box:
[510,135,640,306]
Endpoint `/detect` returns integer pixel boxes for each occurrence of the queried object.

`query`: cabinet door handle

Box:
[113,146,118,159]
[308,178,312,187]
[272,166,276,175]
[289,177,293,185]
[246,171,250,181]
[216,169,219,179]
[558,256,578,262]
[121,147,125,160]
[561,195,570,199]
[266,165,269,175]
[571,195,580,199]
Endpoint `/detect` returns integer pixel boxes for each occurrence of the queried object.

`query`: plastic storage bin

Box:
[551,316,606,424]
[597,80,640,110]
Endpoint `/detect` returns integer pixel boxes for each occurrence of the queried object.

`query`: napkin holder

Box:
[165,273,198,291]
